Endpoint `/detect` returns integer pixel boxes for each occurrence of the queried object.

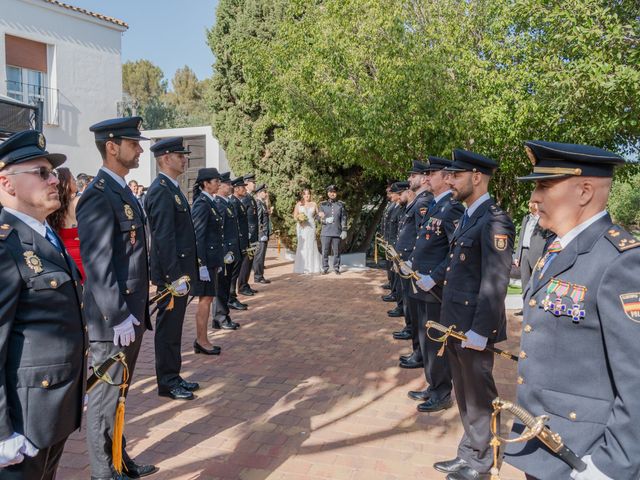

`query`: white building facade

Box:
[0,0,127,174]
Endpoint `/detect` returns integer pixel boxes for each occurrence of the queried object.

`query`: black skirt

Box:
[190,266,219,297]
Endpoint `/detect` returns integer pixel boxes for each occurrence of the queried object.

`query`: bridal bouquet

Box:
[297,211,308,223]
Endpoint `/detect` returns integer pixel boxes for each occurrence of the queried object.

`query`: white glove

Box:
[325,216,334,224]
[570,456,613,480]
[416,274,435,292]
[461,329,488,351]
[112,314,139,347]
[0,433,39,467]
[174,282,189,295]
[400,260,413,275]
[340,231,347,240]
[260,236,268,242]
[199,266,211,282]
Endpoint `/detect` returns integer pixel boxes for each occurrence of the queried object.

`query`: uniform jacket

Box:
[505,216,640,480]
[395,190,433,261]
[213,196,241,259]
[409,192,464,302]
[77,170,151,341]
[144,175,198,287]
[256,199,271,239]
[191,193,224,270]
[381,201,393,241]
[440,198,515,343]
[230,195,249,251]
[384,203,403,246]
[0,211,87,449]
[319,199,347,237]
[241,194,259,243]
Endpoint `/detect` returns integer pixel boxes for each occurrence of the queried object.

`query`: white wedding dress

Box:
[293,205,323,274]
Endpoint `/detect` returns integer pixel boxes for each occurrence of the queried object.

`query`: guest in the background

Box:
[75,172,92,196]
[47,167,84,280]
[513,201,550,290]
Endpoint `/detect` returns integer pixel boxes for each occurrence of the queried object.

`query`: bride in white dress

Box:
[293,189,323,274]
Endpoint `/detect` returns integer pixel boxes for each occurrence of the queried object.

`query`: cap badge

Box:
[37,134,46,149]
[124,204,134,220]
[525,146,537,165]
[23,250,43,274]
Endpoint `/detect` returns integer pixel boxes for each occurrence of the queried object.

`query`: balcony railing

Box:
[5,81,59,126]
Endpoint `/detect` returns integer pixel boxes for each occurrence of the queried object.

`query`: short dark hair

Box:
[95,138,122,160]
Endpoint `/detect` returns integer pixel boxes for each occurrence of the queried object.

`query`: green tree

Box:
[122,60,167,105]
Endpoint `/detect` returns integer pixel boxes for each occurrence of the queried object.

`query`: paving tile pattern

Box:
[58,249,525,479]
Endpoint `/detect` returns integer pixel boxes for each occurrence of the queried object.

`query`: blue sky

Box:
[68,0,218,84]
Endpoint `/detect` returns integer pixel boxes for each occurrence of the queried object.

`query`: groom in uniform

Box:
[318,185,347,274]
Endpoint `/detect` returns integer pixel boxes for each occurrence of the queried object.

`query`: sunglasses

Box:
[5,166,59,181]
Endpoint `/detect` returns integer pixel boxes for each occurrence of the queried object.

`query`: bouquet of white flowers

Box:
[297,211,308,223]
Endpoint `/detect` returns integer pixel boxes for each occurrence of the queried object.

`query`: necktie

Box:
[460,211,470,228]
[125,185,141,214]
[45,225,63,253]
[539,240,562,275]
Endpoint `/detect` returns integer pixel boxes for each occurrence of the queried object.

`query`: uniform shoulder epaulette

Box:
[0,223,14,241]
[605,225,640,252]
[95,178,105,191]
[489,204,504,216]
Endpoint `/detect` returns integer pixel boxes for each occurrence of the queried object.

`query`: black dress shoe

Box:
[194,341,221,355]
[221,318,240,330]
[228,299,248,310]
[249,287,259,294]
[434,457,468,474]
[179,379,200,392]
[446,465,490,480]
[334,270,341,275]
[392,330,412,340]
[399,353,412,362]
[387,307,403,317]
[400,359,424,369]
[322,270,329,275]
[407,389,431,401]
[125,462,159,478]
[418,395,453,412]
[255,278,271,284]
[238,288,255,296]
[381,294,397,302]
[381,282,391,290]
[158,385,194,400]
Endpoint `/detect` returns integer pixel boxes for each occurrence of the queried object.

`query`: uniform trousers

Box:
[238,252,254,291]
[229,253,245,300]
[155,294,188,391]
[390,269,404,315]
[447,343,498,473]
[415,299,452,399]
[213,262,232,322]
[87,338,143,478]
[0,437,67,480]
[401,278,422,358]
[320,236,341,272]
[385,259,393,283]
[252,240,268,280]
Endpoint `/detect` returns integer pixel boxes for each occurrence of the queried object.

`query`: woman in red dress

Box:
[47,167,85,281]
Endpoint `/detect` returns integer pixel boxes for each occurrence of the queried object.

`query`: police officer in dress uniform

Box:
[253,184,271,283]
[78,117,157,479]
[380,182,396,290]
[392,161,433,353]
[403,157,464,413]
[228,177,249,310]
[145,137,199,401]
[385,181,407,318]
[211,173,242,329]
[0,131,86,480]
[503,142,640,480]
[238,173,259,296]
[318,185,348,274]
[433,149,515,480]
[190,168,224,356]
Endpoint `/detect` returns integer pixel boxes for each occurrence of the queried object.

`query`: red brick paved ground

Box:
[58,248,525,480]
